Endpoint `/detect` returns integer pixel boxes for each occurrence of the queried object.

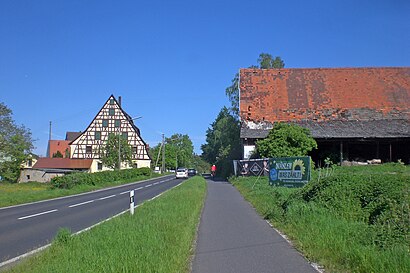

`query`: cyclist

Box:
[211,164,217,178]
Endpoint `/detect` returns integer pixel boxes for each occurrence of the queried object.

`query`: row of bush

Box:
[290,163,409,249]
[51,167,152,189]
[231,163,410,272]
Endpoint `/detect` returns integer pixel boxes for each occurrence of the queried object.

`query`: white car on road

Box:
[175,168,188,179]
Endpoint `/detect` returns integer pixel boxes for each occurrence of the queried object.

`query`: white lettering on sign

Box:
[278,170,302,179]
[275,162,292,169]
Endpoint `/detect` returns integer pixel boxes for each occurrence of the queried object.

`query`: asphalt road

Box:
[0,175,181,266]
[192,180,319,273]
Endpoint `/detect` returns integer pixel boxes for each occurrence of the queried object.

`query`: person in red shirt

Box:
[211,164,217,178]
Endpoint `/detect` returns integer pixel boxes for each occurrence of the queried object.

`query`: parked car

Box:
[188,168,197,176]
[175,168,188,179]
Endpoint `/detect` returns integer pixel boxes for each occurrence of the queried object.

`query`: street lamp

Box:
[118,116,142,170]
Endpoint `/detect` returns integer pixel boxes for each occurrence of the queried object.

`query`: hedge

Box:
[51,167,152,189]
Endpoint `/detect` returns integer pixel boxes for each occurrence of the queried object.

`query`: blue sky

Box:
[1,0,409,156]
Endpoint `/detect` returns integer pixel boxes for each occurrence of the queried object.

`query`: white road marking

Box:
[68,200,94,208]
[144,184,152,188]
[0,175,174,211]
[98,194,116,200]
[18,209,58,220]
[4,177,183,269]
[120,191,129,195]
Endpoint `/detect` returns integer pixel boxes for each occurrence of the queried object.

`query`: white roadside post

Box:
[130,190,135,215]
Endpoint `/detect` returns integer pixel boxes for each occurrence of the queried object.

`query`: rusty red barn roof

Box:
[33,158,93,169]
[239,67,410,123]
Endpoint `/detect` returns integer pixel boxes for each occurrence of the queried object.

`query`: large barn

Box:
[239,67,410,165]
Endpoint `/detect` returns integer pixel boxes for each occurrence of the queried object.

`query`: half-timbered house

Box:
[69,95,151,169]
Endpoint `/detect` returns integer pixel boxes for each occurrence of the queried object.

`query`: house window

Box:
[133,146,138,153]
[110,98,114,105]
[122,132,128,140]
[98,162,103,170]
[95,131,101,140]
[28,159,32,167]
[115,119,120,127]
[102,119,108,127]
[109,108,115,116]
[26,175,31,180]
[86,146,92,153]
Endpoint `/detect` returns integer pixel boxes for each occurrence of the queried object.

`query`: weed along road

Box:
[0,175,181,266]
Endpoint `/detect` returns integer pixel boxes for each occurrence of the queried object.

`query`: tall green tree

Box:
[225,53,285,117]
[225,72,240,118]
[191,154,211,174]
[149,134,194,170]
[201,107,241,178]
[256,123,317,158]
[100,133,133,169]
[257,53,285,69]
[0,102,34,182]
[166,134,194,169]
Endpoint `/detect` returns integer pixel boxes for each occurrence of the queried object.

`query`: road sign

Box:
[269,157,311,187]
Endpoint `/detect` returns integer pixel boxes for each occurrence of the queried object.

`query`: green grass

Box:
[231,164,410,273]
[0,173,163,208]
[6,176,207,273]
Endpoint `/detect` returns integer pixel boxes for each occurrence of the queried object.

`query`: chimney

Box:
[118,96,122,107]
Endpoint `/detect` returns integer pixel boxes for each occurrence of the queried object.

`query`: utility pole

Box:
[118,132,121,170]
[49,121,52,141]
[162,133,165,173]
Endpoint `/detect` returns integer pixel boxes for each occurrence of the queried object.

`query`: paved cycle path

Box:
[192,180,318,273]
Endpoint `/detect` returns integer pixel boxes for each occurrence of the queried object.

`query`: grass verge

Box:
[0,173,163,208]
[5,176,207,273]
[231,164,409,273]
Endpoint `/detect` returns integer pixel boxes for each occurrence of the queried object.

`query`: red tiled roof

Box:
[65,132,82,141]
[239,67,410,123]
[48,140,71,158]
[33,158,93,169]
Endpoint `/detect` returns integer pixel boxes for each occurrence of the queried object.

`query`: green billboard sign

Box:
[269,157,311,187]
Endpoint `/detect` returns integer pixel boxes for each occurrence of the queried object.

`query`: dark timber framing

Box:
[70,95,151,165]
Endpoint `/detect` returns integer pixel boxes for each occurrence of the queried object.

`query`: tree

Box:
[0,102,34,182]
[257,53,285,69]
[225,53,285,117]
[52,151,63,158]
[191,154,211,174]
[166,134,194,169]
[201,107,241,178]
[100,134,133,169]
[149,134,194,171]
[256,123,317,158]
[225,72,240,118]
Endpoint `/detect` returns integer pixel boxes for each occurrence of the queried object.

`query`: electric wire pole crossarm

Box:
[160,134,183,174]
[118,116,142,170]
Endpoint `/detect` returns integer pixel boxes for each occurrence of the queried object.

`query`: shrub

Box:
[51,167,152,189]
[231,164,410,272]
[288,166,410,248]
[256,123,317,158]
[54,228,72,245]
